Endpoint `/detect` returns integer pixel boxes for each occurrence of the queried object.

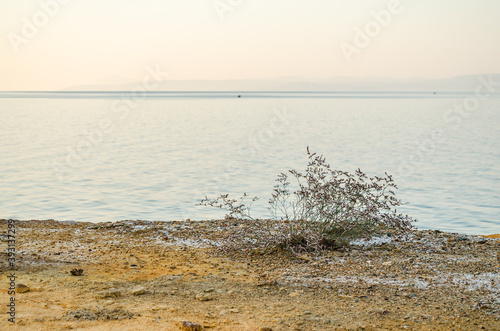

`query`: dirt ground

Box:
[1,219,499,330]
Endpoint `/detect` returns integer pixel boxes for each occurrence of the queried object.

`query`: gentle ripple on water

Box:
[0,93,499,235]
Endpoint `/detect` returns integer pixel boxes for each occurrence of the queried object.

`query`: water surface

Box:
[1,92,499,234]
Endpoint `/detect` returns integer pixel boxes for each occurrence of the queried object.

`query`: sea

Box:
[1,91,499,235]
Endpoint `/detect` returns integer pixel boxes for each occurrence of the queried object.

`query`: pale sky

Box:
[1,0,499,90]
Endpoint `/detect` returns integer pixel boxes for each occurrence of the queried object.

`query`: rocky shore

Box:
[1,219,499,330]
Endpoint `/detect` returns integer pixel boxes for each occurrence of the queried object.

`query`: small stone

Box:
[304,311,312,315]
[289,291,301,298]
[204,288,215,293]
[260,328,273,331]
[16,284,30,293]
[70,269,83,276]
[180,321,203,331]
[229,308,239,313]
[131,286,145,296]
[196,293,212,301]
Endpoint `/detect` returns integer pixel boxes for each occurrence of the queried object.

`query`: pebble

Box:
[70,268,84,276]
[131,286,145,296]
[195,293,212,301]
[180,321,203,331]
[260,328,273,331]
[16,284,30,293]
[229,308,239,313]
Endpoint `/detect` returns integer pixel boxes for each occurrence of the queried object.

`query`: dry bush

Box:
[199,148,416,257]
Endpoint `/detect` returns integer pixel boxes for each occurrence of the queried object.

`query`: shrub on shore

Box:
[199,148,416,257]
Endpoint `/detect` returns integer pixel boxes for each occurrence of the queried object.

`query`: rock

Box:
[97,288,121,299]
[204,288,215,293]
[16,284,30,293]
[304,311,312,315]
[180,321,203,331]
[260,328,273,331]
[131,286,145,296]
[229,308,239,313]
[70,268,84,276]
[195,293,212,301]
[289,291,301,298]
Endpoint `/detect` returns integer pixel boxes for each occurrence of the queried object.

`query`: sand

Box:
[0,219,499,330]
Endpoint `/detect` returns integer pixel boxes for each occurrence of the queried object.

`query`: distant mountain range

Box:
[61,74,500,92]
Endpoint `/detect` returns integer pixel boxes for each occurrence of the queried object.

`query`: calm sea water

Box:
[1,92,499,234]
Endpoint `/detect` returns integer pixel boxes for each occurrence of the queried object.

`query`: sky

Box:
[1,0,499,90]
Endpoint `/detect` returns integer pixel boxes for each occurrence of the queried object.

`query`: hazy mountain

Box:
[94,75,132,85]
[61,75,500,92]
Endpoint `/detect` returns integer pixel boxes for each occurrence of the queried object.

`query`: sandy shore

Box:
[1,219,499,330]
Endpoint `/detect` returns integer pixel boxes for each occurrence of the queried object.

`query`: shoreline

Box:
[1,219,499,330]
[4,218,499,238]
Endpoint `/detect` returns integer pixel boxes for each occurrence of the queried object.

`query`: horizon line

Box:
[1,90,496,93]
